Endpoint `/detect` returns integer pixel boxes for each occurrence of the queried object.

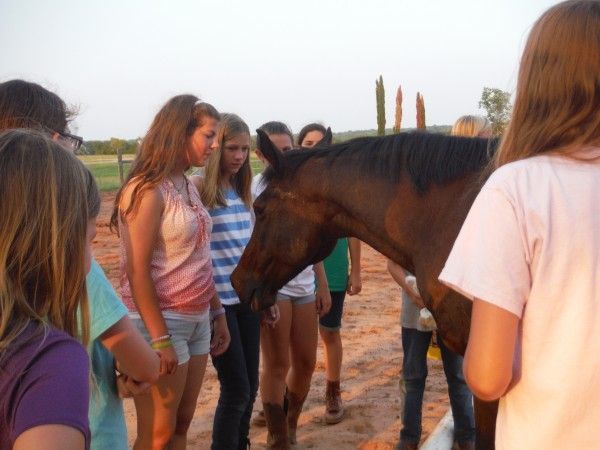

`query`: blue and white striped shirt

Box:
[208,188,253,305]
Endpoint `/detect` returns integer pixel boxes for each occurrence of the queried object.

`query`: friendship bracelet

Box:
[150,334,172,344]
[151,339,173,350]
[210,306,226,321]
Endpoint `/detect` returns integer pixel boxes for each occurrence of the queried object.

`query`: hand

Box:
[261,304,280,328]
[157,345,178,376]
[210,315,230,357]
[347,269,362,296]
[315,285,332,317]
[116,373,152,398]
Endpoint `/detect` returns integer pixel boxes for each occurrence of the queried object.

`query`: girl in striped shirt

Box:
[197,114,277,450]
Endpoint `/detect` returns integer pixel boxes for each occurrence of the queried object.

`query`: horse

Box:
[231,129,499,450]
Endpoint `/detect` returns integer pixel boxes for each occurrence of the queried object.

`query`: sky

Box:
[1,0,559,140]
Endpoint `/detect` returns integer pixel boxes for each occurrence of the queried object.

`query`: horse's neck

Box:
[322,176,417,271]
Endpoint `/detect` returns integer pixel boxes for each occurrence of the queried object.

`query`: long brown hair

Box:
[0,129,97,359]
[201,113,252,209]
[110,95,220,230]
[495,0,600,168]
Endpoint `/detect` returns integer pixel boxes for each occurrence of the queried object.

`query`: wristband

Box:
[150,334,172,344]
[151,339,173,350]
[210,306,226,321]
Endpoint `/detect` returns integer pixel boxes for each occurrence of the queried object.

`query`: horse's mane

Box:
[263,132,498,194]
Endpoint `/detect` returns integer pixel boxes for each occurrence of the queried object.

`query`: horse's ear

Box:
[256,129,283,173]
[323,127,333,145]
[315,127,333,147]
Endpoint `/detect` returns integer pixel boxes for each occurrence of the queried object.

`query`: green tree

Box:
[416,92,426,129]
[375,75,386,136]
[479,87,512,135]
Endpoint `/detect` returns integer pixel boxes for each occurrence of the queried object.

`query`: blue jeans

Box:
[399,327,475,444]
[211,303,260,450]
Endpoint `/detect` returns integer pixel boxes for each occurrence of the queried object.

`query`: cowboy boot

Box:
[285,390,307,445]
[324,380,344,424]
[263,402,290,450]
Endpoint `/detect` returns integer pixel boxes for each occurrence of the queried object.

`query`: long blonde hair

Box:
[201,113,253,209]
[110,95,220,230]
[451,115,491,138]
[495,0,600,168]
[0,129,97,358]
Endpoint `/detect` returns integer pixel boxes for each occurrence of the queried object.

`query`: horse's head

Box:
[231,130,338,311]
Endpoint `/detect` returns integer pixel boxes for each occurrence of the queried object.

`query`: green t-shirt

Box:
[86,260,129,450]
[323,238,350,292]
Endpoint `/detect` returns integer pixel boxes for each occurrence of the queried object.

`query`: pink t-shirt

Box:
[120,177,217,315]
[440,149,600,449]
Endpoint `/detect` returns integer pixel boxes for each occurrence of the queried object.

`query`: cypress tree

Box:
[376,75,386,136]
[416,92,426,129]
[394,85,403,133]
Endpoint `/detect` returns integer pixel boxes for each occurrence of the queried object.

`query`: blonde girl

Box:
[196,113,264,449]
[0,129,100,450]
[440,1,600,448]
[111,95,230,450]
[450,115,492,138]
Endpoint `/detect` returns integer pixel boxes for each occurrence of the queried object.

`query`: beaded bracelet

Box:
[150,334,172,344]
[210,306,226,321]
[151,339,173,350]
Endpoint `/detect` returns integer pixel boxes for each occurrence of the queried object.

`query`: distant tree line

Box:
[84,137,139,155]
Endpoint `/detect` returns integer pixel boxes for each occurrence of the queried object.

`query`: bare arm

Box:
[99,316,159,383]
[314,262,332,316]
[14,424,85,450]
[386,259,425,308]
[347,238,362,295]
[208,293,231,357]
[120,184,177,375]
[463,298,519,401]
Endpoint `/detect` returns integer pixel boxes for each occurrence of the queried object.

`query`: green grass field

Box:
[80,154,264,192]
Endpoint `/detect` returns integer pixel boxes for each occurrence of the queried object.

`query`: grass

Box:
[80,154,264,192]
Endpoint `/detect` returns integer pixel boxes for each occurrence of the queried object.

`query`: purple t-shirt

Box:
[0,323,90,449]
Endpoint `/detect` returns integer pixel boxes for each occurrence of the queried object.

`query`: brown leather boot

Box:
[325,380,344,424]
[285,390,307,445]
[263,402,290,450]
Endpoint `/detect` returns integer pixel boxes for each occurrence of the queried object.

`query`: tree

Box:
[416,92,426,129]
[479,87,512,135]
[394,85,403,133]
[375,75,386,136]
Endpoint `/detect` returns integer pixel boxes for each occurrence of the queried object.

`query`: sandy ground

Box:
[93,192,449,449]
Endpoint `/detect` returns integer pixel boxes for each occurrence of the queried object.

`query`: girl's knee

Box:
[292,357,316,377]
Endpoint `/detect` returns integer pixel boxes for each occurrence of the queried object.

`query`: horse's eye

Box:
[254,204,265,217]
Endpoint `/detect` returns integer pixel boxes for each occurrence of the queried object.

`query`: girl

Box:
[450,115,492,138]
[440,1,600,448]
[111,95,230,450]
[0,79,160,450]
[196,113,270,450]
[253,121,331,448]
[297,123,362,425]
[0,129,99,449]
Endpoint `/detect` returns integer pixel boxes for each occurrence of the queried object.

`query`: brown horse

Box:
[231,129,499,450]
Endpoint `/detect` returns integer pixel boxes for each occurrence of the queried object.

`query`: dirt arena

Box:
[93,192,449,449]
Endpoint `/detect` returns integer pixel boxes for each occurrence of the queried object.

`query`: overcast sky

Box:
[1,0,558,140]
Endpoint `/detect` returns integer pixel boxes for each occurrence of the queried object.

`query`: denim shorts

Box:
[276,292,316,305]
[132,312,211,365]
[319,290,346,330]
